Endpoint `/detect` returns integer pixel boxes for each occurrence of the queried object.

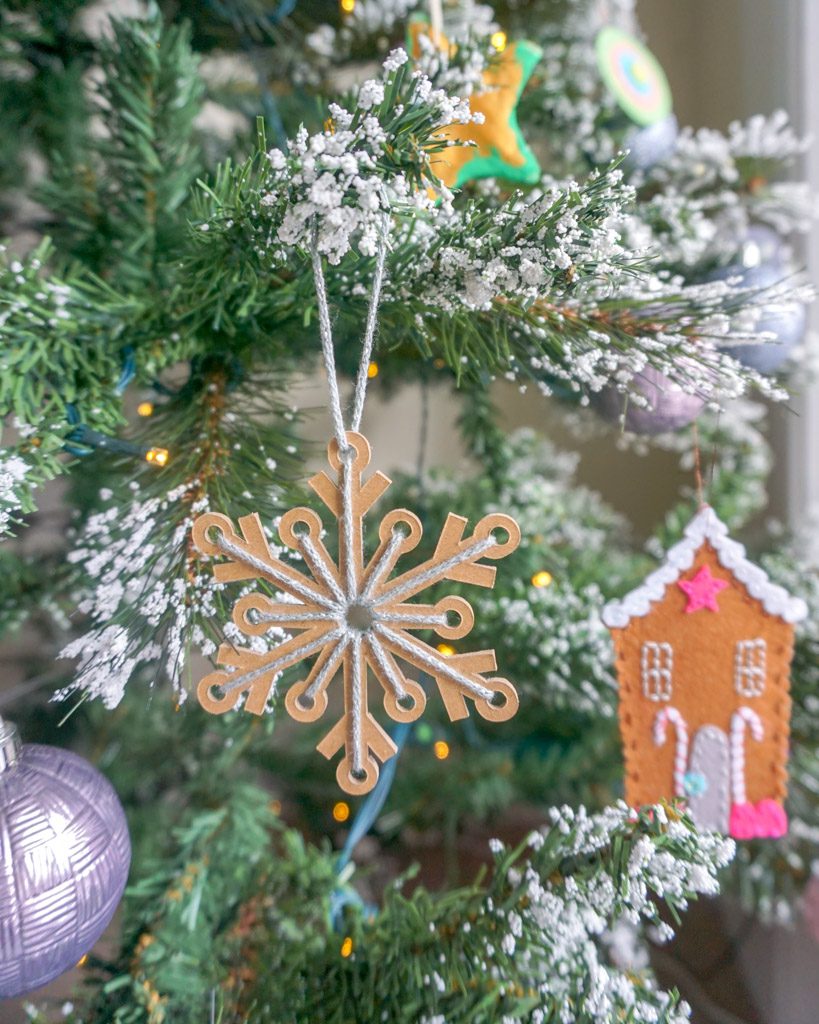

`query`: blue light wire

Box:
[64,347,144,457]
[330,721,412,928]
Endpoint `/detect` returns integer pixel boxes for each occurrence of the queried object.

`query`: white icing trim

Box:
[653,706,689,797]
[602,506,808,628]
[730,706,764,805]
[734,638,766,697]
[641,641,673,701]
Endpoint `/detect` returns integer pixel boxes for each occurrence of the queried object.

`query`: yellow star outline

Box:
[409,17,542,190]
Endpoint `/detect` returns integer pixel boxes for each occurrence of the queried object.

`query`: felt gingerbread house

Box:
[602,507,807,839]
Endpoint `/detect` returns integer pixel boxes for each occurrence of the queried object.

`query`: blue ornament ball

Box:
[709,226,806,373]
[0,720,131,999]
[624,113,678,173]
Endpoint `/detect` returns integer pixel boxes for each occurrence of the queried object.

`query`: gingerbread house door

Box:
[686,724,731,832]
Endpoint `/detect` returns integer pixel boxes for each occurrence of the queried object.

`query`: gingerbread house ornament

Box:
[603,507,807,839]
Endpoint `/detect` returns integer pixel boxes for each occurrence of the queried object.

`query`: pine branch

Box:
[38,2,203,292]
[57,368,303,708]
[64,781,732,1024]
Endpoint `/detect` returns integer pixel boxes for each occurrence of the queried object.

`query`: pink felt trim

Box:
[729,799,788,839]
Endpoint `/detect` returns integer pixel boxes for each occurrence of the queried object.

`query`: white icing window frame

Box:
[735,638,766,697]
[641,642,673,701]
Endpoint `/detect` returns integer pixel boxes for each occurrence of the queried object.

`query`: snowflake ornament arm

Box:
[192,432,520,793]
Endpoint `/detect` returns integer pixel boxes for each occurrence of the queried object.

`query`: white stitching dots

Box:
[735,638,766,697]
[602,506,808,628]
[641,641,673,701]
[653,707,689,797]
[730,706,764,804]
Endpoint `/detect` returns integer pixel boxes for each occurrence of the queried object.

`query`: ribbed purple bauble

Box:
[593,366,705,435]
[0,718,130,998]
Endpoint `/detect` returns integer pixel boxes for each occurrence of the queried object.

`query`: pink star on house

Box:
[677,565,729,613]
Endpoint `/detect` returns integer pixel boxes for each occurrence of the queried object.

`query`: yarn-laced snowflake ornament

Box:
[191,222,521,794]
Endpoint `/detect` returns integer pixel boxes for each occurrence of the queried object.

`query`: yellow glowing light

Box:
[433,740,450,760]
[367,361,379,379]
[324,117,336,134]
[333,801,351,823]
[340,0,355,12]
[436,642,455,657]
[340,936,354,957]
[145,446,169,467]
[490,30,507,51]
[137,401,154,417]
[270,799,282,815]
[531,570,553,589]
[77,954,89,967]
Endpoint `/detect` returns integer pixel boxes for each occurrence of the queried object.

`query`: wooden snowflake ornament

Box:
[192,432,520,794]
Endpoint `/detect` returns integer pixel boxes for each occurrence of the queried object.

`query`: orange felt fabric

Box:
[611,544,793,811]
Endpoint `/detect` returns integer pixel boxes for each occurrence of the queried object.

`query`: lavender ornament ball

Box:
[0,718,130,998]
[593,366,705,435]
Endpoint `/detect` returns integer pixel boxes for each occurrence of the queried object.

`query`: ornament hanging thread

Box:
[192,218,521,794]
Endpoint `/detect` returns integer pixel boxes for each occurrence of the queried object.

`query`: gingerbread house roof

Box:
[602,506,808,629]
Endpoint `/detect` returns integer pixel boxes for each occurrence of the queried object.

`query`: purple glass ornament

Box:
[0,719,131,998]
[593,366,705,435]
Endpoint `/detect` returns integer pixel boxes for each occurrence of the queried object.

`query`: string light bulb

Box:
[333,800,350,823]
[531,570,553,588]
[433,740,450,760]
[490,30,507,51]
[416,723,434,744]
[76,954,88,967]
[145,447,169,467]
[436,642,455,657]
[137,401,154,417]
[367,361,379,379]
[340,0,355,12]
[340,936,354,957]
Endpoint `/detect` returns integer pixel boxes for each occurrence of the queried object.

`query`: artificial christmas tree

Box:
[0,1,816,1021]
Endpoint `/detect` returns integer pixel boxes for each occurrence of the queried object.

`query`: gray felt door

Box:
[686,725,731,832]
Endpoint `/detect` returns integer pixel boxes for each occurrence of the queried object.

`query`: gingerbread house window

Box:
[641,641,673,701]
[735,638,766,697]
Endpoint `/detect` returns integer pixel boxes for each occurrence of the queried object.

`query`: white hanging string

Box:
[350,235,388,433]
[310,217,389,456]
[310,215,389,606]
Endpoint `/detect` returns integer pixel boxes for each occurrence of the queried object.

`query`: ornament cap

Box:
[0,717,21,773]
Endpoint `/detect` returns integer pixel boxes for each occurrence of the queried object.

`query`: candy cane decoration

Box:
[428,0,444,44]
[653,707,689,798]
[730,706,764,806]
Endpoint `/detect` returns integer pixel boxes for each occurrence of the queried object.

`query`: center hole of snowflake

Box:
[346,601,375,632]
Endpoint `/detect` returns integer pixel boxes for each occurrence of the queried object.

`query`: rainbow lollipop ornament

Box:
[596,26,672,127]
